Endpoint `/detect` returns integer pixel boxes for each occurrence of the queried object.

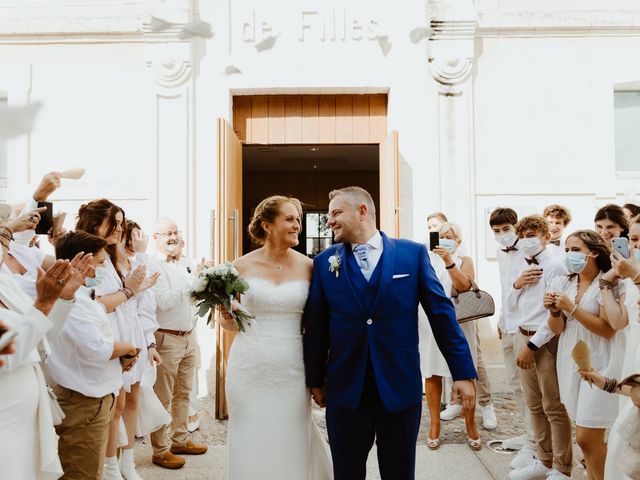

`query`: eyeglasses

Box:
[155,231,182,238]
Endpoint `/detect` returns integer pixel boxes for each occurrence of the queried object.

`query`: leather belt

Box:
[157,328,191,337]
[519,326,536,337]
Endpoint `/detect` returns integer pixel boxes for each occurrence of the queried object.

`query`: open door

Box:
[379,131,400,237]
[214,118,243,419]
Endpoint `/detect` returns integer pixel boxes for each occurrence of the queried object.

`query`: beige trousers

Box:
[501,331,534,441]
[150,329,197,456]
[54,385,114,479]
[515,333,572,475]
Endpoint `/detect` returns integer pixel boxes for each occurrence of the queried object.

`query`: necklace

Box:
[263,250,286,272]
[275,265,283,272]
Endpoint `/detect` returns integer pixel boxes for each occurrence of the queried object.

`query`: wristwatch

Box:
[147,343,156,350]
[526,341,539,352]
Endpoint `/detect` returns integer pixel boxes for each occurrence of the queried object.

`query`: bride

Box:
[221,195,333,480]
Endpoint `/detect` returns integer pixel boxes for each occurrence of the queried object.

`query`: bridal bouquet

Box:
[190,262,254,331]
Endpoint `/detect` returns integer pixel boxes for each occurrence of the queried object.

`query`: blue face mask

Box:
[439,238,457,254]
[565,251,588,274]
[85,266,107,288]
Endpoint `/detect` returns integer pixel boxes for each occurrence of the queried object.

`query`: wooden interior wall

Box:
[233,94,387,144]
[242,170,379,252]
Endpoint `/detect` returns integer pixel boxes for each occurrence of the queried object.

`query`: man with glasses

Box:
[148,218,207,470]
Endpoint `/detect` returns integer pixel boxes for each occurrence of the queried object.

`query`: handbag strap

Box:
[451,279,481,299]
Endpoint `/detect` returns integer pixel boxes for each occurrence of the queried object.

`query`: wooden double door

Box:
[214,94,399,419]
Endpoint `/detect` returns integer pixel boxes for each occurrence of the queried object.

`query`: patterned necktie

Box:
[353,244,371,272]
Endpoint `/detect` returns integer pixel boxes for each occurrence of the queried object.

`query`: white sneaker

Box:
[440,403,462,421]
[103,457,124,480]
[481,403,498,430]
[119,449,143,480]
[187,417,200,433]
[508,459,550,480]
[502,435,527,451]
[546,470,570,480]
[510,445,536,469]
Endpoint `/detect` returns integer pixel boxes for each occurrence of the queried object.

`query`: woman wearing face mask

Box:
[77,200,159,480]
[594,204,629,247]
[431,222,482,450]
[547,230,627,480]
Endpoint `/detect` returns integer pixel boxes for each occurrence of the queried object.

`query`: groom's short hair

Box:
[329,186,376,220]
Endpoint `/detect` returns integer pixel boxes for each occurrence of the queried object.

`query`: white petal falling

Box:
[148,16,175,32]
[409,27,430,44]
[375,35,392,56]
[178,20,214,39]
[255,35,278,52]
[0,101,43,138]
[59,167,86,180]
[223,65,242,75]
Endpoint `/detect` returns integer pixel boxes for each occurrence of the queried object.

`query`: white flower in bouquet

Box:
[189,261,254,331]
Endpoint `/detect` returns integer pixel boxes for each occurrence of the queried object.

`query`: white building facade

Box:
[2,0,640,333]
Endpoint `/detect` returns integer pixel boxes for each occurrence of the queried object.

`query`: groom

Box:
[303,186,477,480]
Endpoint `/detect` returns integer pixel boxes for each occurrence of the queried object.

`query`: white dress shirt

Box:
[148,252,197,331]
[496,245,525,334]
[351,230,383,281]
[46,286,122,397]
[507,247,568,348]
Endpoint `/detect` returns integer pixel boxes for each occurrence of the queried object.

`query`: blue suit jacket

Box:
[303,232,477,412]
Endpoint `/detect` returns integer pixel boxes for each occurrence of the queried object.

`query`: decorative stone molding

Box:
[145,55,192,89]
[428,56,473,93]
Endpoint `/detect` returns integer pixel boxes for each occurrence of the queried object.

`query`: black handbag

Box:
[450,281,495,324]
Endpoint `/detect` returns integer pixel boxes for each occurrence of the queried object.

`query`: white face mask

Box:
[439,238,457,254]
[519,237,542,257]
[496,231,517,248]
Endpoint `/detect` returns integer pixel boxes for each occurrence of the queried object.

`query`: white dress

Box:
[419,253,477,379]
[225,278,333,480]
[95,257,148,390]
[552,274,627,428]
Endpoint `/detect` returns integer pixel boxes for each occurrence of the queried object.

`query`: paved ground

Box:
[132,321,586,479]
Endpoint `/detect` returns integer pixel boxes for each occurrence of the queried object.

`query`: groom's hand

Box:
[451,380,476,415]
[310,387,326,408]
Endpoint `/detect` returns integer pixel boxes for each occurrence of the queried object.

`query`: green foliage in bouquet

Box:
[189,262,254,331]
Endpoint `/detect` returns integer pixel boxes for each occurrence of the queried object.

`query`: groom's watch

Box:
[526,341,539,352]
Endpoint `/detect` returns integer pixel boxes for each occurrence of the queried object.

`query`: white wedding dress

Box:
[225,278,333,480]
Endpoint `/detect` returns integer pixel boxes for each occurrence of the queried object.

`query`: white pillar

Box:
[144,0,197,255]
[428,0,477,253]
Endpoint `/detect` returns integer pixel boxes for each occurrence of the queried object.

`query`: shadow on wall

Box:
[399,152,413,240]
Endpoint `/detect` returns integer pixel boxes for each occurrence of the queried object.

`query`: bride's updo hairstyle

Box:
[248,195,303,245]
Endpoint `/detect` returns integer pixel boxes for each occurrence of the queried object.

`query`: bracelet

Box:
[569,304,578,316]
[602,377,619,393]
[445,263,456,270]
[598,279,614,290]
[147,343,156,350]
[632,271,640,283]
[0,226,14,240]
[120,288,134,300]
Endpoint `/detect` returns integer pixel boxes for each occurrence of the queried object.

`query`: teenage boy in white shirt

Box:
[490,208,535,467]
[47,231,139,479]
[543,205,572,262]
[507,215,572,480]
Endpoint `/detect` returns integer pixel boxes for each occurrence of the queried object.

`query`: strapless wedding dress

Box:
[225,278,333,480]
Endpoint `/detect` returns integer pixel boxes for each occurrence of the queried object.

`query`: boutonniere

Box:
[328,254,342,278]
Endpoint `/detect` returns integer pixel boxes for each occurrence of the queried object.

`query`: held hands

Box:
[514,268,543,289]
[543,292,560,312]
[516,346,535,370]
[451,380,475,415]
[120,345,140,372]
[310,387,326,408]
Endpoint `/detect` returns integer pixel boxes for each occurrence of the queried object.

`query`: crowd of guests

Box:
[421,203,640,480]
[0,172,208,479]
